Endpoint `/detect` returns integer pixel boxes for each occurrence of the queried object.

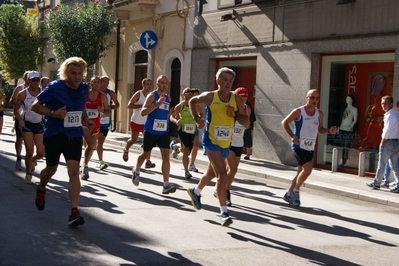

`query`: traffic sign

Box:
[140,30,158,50]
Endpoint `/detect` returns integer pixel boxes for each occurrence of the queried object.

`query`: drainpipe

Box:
[112,19,121,132]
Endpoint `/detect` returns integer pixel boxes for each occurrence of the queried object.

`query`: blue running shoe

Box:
[292,191,300,207]
[187,188,202,210]
[283,191,292,204]
[220,212,233,227]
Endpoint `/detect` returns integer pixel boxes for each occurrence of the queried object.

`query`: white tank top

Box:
[130,90,147,125]
[21,88,43,123]
[293,106,320,151]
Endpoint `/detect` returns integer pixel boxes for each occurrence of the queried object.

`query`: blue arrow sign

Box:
[140,30,158,50]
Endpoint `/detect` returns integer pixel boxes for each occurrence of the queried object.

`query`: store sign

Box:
[348,65,357,94]
[27,8,39,16]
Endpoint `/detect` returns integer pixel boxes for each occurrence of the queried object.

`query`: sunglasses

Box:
[30,78,40,82]
[308,96,320,100]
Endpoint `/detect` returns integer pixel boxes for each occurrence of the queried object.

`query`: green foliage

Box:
[47,3,116,66]
[0,4,42,81]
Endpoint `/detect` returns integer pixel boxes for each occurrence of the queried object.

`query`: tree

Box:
[47,2,116,66]
[0,4,42,81]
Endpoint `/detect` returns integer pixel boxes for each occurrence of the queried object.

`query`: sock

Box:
[164,181,169,187]
[220,206,228,214]
[84,164,88,168]
[194,186,202,196]
[17,156,22,161]
[293,188,300,194]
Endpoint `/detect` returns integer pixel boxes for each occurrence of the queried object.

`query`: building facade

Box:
[191,0,399,175]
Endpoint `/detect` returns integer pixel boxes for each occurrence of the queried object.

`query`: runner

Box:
[170,87,199,179]
[96,75,120,170]
[186,67,248,226]
[32,57,95,227]
[122,78,155,169]
[80,76,111,180]
[131,75,177,194]
[13,71,45,183]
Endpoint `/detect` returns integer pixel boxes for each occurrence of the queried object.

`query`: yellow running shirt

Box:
[204,90,237,148]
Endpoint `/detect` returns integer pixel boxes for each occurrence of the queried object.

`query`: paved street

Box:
[1,115,399,266]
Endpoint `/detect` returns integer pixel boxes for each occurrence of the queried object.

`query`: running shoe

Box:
[24,174,32,184]
[213,190,232,206]
[35,186,45,211]
[15,160,22,170]
[366,181,380,190]
[220,212,233,227]
[187,188,202,210]
[292,191,301,207]
[380,183,390,189]
[185,171,192,179]
[132,171,140,186]
[390,186,399,193]
[31,160,37,174]
[68,209,85,227]
[122,149,129,162]
[188,163,199,172]
[99,161,108,170]
[145,160,156,169]
[162,184,177,194]
[283,191,293,205]
[81,166,89,180]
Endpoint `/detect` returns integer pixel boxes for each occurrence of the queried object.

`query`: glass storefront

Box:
[317,52,395,174]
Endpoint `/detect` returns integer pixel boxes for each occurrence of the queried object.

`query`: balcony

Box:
[105,0,158,20]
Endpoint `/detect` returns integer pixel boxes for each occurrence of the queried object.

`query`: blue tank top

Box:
[37,79,88,138]
[144,90,170,135]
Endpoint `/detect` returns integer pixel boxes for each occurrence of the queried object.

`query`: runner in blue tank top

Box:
[282,89,337,207]
[31,57,95,227]
[131,75,177,195]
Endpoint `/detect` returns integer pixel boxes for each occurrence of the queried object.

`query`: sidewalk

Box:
[105,130,399,208]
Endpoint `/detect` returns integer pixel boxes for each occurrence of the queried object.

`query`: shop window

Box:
[218,0,252,9]
[317,52,394,174]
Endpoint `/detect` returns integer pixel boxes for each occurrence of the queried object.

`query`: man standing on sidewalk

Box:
[32,57,94,227]
[131,75,176,195]
[186,67,248,226]
[281,89,337,207]
[366,95,399,193]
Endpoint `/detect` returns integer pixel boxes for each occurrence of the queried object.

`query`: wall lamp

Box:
[220,13,235,22]
[337,0,356,4]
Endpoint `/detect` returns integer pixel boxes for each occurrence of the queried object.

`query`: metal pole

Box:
[358,152,365,177]
[332,148,338,172]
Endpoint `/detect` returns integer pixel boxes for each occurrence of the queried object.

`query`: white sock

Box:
[220,206,228,214]
[194,186,202,196]
[164,181,169,187]
[293,188,300,194]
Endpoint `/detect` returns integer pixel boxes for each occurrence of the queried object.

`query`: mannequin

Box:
[338,94,358,166]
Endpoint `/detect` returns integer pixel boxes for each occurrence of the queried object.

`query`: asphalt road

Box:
[1,119,398,266]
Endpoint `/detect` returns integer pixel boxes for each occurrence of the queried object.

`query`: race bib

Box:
[183,123,195,134]
[64,111,82,127]
[214,126,231,141]
[233,124,245,137]
[300,137,316,151]
[87,108,99,119]
[153,119,167,131]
